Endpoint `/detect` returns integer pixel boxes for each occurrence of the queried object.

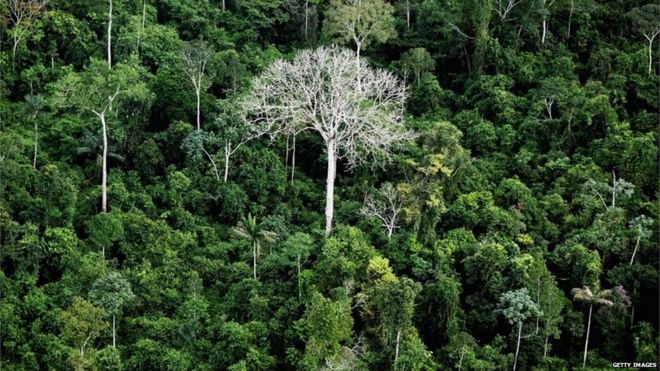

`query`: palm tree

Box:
[76,129,125,166]
[571,285,615,368]
[233,213,276,280]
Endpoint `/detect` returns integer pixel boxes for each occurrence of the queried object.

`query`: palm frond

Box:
[571,286,593,302]
[108,153,126,162]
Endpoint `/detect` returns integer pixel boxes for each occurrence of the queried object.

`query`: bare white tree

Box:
[537,0,556,45]
[627,5,660,74]
[8,0,48,66]
[243,46,412,235]
[494,0,521,21]
[181,40,214,131]
[360,183,402,240]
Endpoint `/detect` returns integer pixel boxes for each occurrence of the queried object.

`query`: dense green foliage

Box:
[1,0,658,369]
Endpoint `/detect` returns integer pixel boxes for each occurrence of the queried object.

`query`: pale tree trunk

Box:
[224,140,230,182]
[394,329,401,364]
[101,113,108,213]
[543,334,549,359]
[648,38,653,75]
[567,0,574,40]
[253,241,258,280]
[513,323,522,371]
[611,171,616,208]
[355,41,362,91]
[285,135,289,175]
[304,0,309,40]
[630,234,641,265]
[201,147,220,182]
[535,277,541,334]
[582,304,593,368]
[112,314,116,348]
[136,0,146,53]
[458,346,465,371]
[12,35,20,67]
[291,134,296,184]
[33,120,38,169]
[644,33,659,75]
[107,0,113,69]
[541,17,548,45]
[325,141,337,236]
[195,87,201,131]
[406,0,410,29]
[221,0,225,11]
[297,253,302,298]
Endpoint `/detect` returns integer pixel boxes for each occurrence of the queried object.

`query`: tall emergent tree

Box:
[7,0,49,66]
[233,213,277,280]
[181,40,214,131]
[323,0,396,87]
[626,4,660,74]
[89,272,136,349]
[497,288,541,371]
[50,59,151,213]
[243,46,411,235]
[571,284,622,368]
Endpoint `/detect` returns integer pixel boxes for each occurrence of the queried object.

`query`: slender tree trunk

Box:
[196,88,201,131]
[630,235,641,265]
[253,241,257,279]
[101,113,108,213]
[611,170,617,208]
[137,0,146,53]
[582,304,592,368]
[648,38,654,75]
[297,253,301,298]
[112,314,116,348]
[513,323,522,371]
[33,120,38,169]
[406,0,410,29]
[325,141,337,236]
[12,32,23,68]
[285,135,289,175]
[458,346,465,371]
[355,42,361,91]
[291,134,296,184]
[395,329,401,364]
[536,277,541,334]
[201,147,220,182]
[222,0,225,11]
[630,304,635,327]
[541,18,547,45]
[567,0,574,40]
[224,141,230,182]
[543,334,549,359]
[304,0,309,40]
[108,0,113,69]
